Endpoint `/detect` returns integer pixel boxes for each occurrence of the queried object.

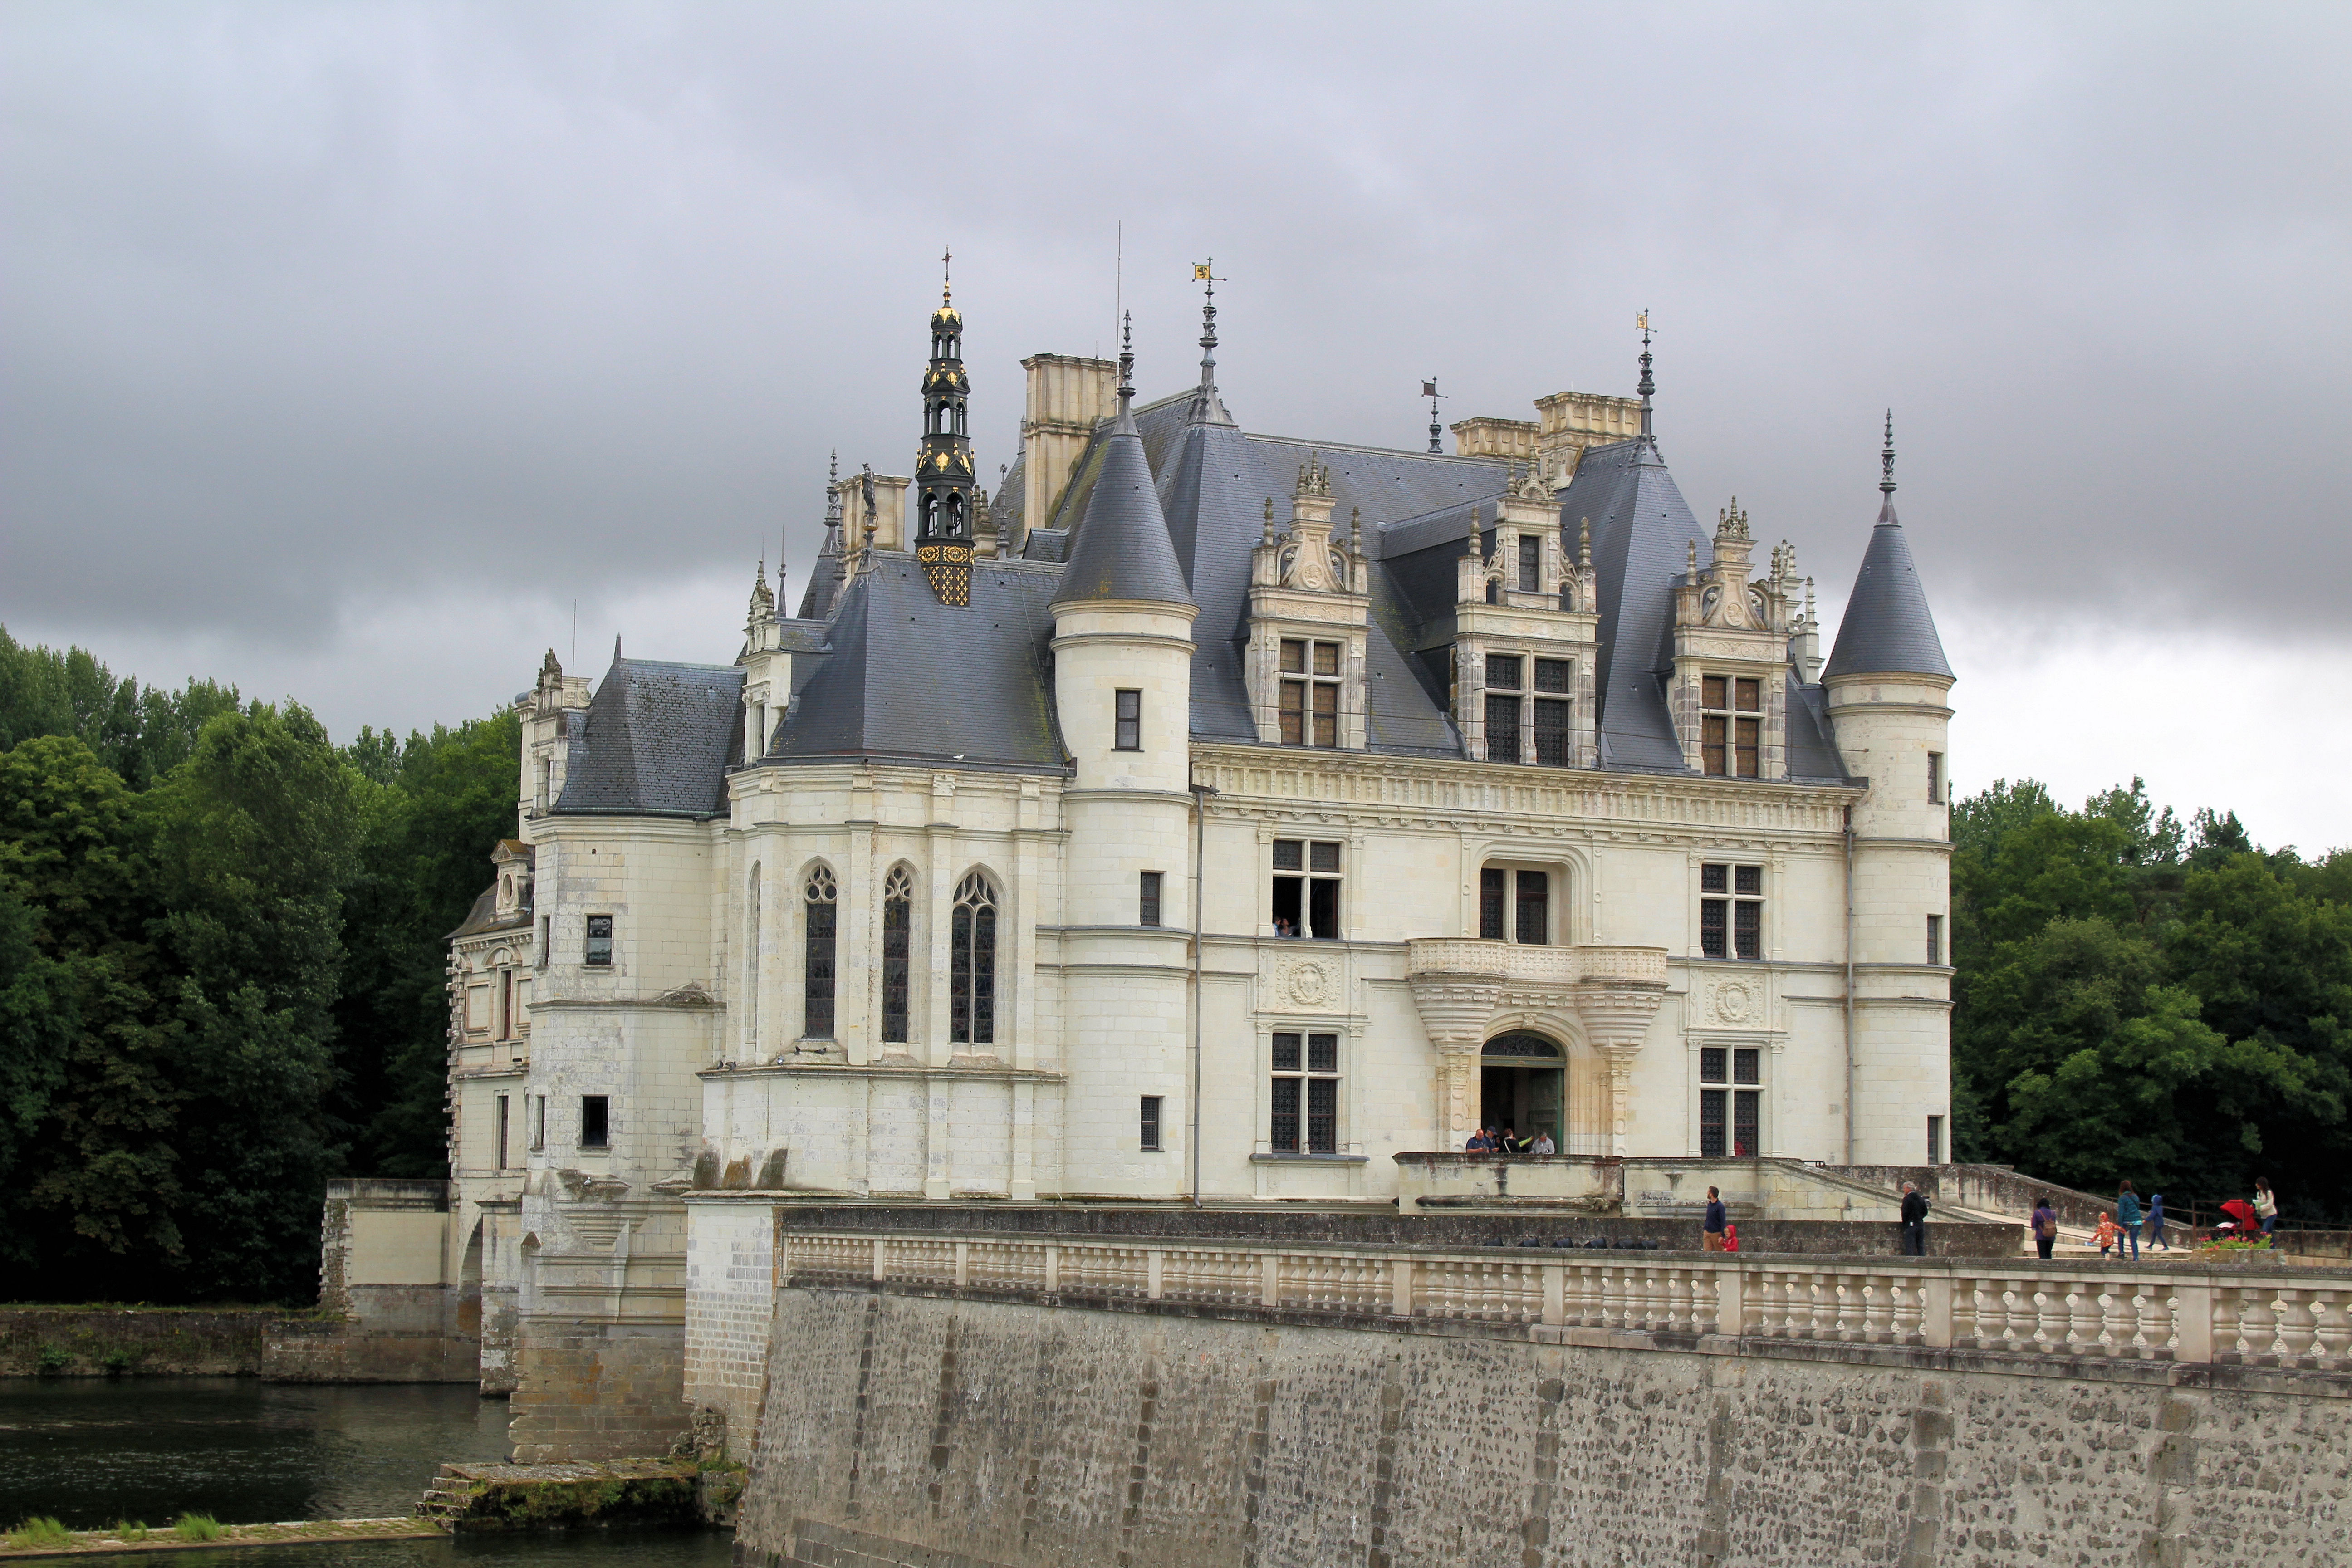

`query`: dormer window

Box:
[1485,655,1523,764]
[1701,676,1761,777]
[1280,640,1340,747]
[1517,536,1540,593]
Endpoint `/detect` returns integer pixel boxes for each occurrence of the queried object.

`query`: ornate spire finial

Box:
[941,245,952,307]
[1880,409,1897,495]
[1422,377,1447,454]
[824,450,842,527]
[1636,310,1655,439]
[1578,516,1592,569]
[1117,311,1134,408]
[1686,537,1698,576]
[1262,496,1275,544]
[1193,259,1222,385]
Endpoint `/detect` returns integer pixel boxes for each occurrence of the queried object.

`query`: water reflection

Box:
[0,1379,511,1529]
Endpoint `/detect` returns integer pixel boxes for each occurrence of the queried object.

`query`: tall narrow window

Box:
[1700,1049,1761,1157]
[1139,871,1162,928]
[1139,1096,1163,1152]
[1700,864,1764,960]
[1113,689,1141,751]
[1279,638,1342,747]
[1485,655,1524,765]
[1926,913,1944,965]
[950,872,998,1045]
[530,1095,546,1153]
[744,867,761,1045]
[1269,1031,1340,1153]
[1927,1115,1945,1166]
[882,867,913,1044]
[1479,867,1506,940]
[537,915,549,970]
[499,970,514,1040]
[580,1095,609,1149]
[584,915,613,967]
[803,866,838,1039]
[1517,534,1540,593]
[1927,751,1944,804]
[1271,839,1344,940]
[495,1095,510,1171]
[1514,871,1548,945]
[1533,659,1573,768]
[1699,676,1762,777]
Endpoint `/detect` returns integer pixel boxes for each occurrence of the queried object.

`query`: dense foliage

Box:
[1953,776,2352,1222]
[0,628,517,1302]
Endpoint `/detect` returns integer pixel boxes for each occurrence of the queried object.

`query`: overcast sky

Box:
[5,3,2347,849]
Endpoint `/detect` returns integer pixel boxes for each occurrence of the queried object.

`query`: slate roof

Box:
[552,657,745,818]
[1049,399,1195,609]
[770,555,1067,770]
[797,526,846,621]
[449,887,531,941]
[1823,495,1952,680]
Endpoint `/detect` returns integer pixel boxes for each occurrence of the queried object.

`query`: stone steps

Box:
[414,1465,480,1528]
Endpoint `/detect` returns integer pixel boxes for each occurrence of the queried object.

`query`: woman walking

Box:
[2254,1179,2279,1239]
[2116,1182,2142,1261]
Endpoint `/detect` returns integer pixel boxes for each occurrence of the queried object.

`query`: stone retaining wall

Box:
[0,1307,279,1376]
[736,1285,2352,1568]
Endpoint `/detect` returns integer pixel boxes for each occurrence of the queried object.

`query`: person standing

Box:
[2146,1192,2168,1250]
[1530,1129,1556,1156]
[2094,1211,2119,1258]
[1702,1186,1728,1252]
[2031,1196,2058,1261]
[2254,1178,2279,1238]
[2116,1182,2143,1262]
[1899,1182,1929,1257]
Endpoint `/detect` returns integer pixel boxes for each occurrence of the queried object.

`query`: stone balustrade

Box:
[779,1229,2352,1374]
[1401,938,1668,987]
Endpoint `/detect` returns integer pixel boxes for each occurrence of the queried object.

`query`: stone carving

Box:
[1710,977,1757,1026]
[1282,958,1334,1009]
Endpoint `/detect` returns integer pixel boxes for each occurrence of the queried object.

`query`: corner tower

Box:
[1048,318,1200,1195]
[1823,415,1955,1166]
[915,257,976,605]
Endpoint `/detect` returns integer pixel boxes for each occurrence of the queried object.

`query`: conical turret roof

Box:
[1823,493,1951,681]
[1049,338,1194,612]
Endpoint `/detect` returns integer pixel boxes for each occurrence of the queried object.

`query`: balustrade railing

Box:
[774,1231,2352,1372]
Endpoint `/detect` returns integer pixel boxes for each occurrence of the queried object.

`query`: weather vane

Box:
[941,246,952,305]
[1423,377,1449,454]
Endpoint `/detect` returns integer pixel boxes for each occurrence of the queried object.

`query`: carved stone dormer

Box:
[1245,455,1372,750]
[1440,470,1599,769]
[1669,499,1801,779]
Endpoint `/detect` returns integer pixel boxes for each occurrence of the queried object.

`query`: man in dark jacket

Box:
[1702,1187,1728,1251]
[1900,1183,1930,1256]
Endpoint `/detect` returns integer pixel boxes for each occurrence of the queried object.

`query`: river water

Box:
[0,1378,732,1568]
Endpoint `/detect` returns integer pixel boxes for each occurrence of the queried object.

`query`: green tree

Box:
[144,703,358,1301]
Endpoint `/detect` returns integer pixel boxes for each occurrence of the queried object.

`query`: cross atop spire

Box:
[1880,409,1897,495]
[941,246,952,307]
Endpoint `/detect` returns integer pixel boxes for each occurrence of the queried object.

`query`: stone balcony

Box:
[1403,939,1668,989]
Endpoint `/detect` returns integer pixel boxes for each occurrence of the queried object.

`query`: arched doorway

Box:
[1481,1033,1564,1149]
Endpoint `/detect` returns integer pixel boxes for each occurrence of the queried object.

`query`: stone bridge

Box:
[705,1210,2352,1568]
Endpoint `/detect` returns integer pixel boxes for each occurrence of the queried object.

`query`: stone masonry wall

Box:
[737,1287,2351,1568]
[507,1317,691,1463]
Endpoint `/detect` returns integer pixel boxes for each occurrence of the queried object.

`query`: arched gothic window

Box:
[882,866,914,1043]
[745,866,762,1045]
[950,872,998,1045]
[803,866,837,1039]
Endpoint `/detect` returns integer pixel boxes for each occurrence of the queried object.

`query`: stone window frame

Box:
[1698,674,1764,778]
[1463,842,1585,949]
[1458,640,1582,769]
[1267,1027,1343,1155]
[799,858,840,1044]
[1277,636,1343,748]
[1697,861,1766,962]
[1696,1042,1765,1158]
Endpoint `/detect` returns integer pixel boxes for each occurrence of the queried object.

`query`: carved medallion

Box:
[1283,959,1333,1009]
[1711,978,1756,1025]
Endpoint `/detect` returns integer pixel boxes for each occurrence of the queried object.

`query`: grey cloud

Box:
[4,2,2347,676]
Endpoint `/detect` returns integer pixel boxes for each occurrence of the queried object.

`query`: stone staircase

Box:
[414,1464,479,1529]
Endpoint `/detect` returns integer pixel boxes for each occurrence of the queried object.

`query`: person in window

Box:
[1463,1127,1493,1153]
[1529,1130,1556,1156]
[1499,1124,1521,1155]
[1702,1186,1727,1252]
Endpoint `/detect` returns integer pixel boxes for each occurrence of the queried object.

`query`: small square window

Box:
[580,1095,609,1149]
[1271,1032,1302,1072]
[1700,864,1727,894]
[1280,639,1306,674]
[1309,841,1341,873]
[1702,675,1727,710]
[1140,1096,1163,1152]
[584,915,613,967]
[1313,642,1339,678]
[1735,865,1761,896]
[1307,1032,1338,1073]
[1486,654,1523,690]
[1273,839,1303,871]
[1533,658,1572,694]
[1734,677,1760,713]
[1733,1048,1760,1085]
[1700,1046,1728,1084]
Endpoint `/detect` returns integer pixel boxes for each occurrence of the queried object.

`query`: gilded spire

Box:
[1187,260,1235,425]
